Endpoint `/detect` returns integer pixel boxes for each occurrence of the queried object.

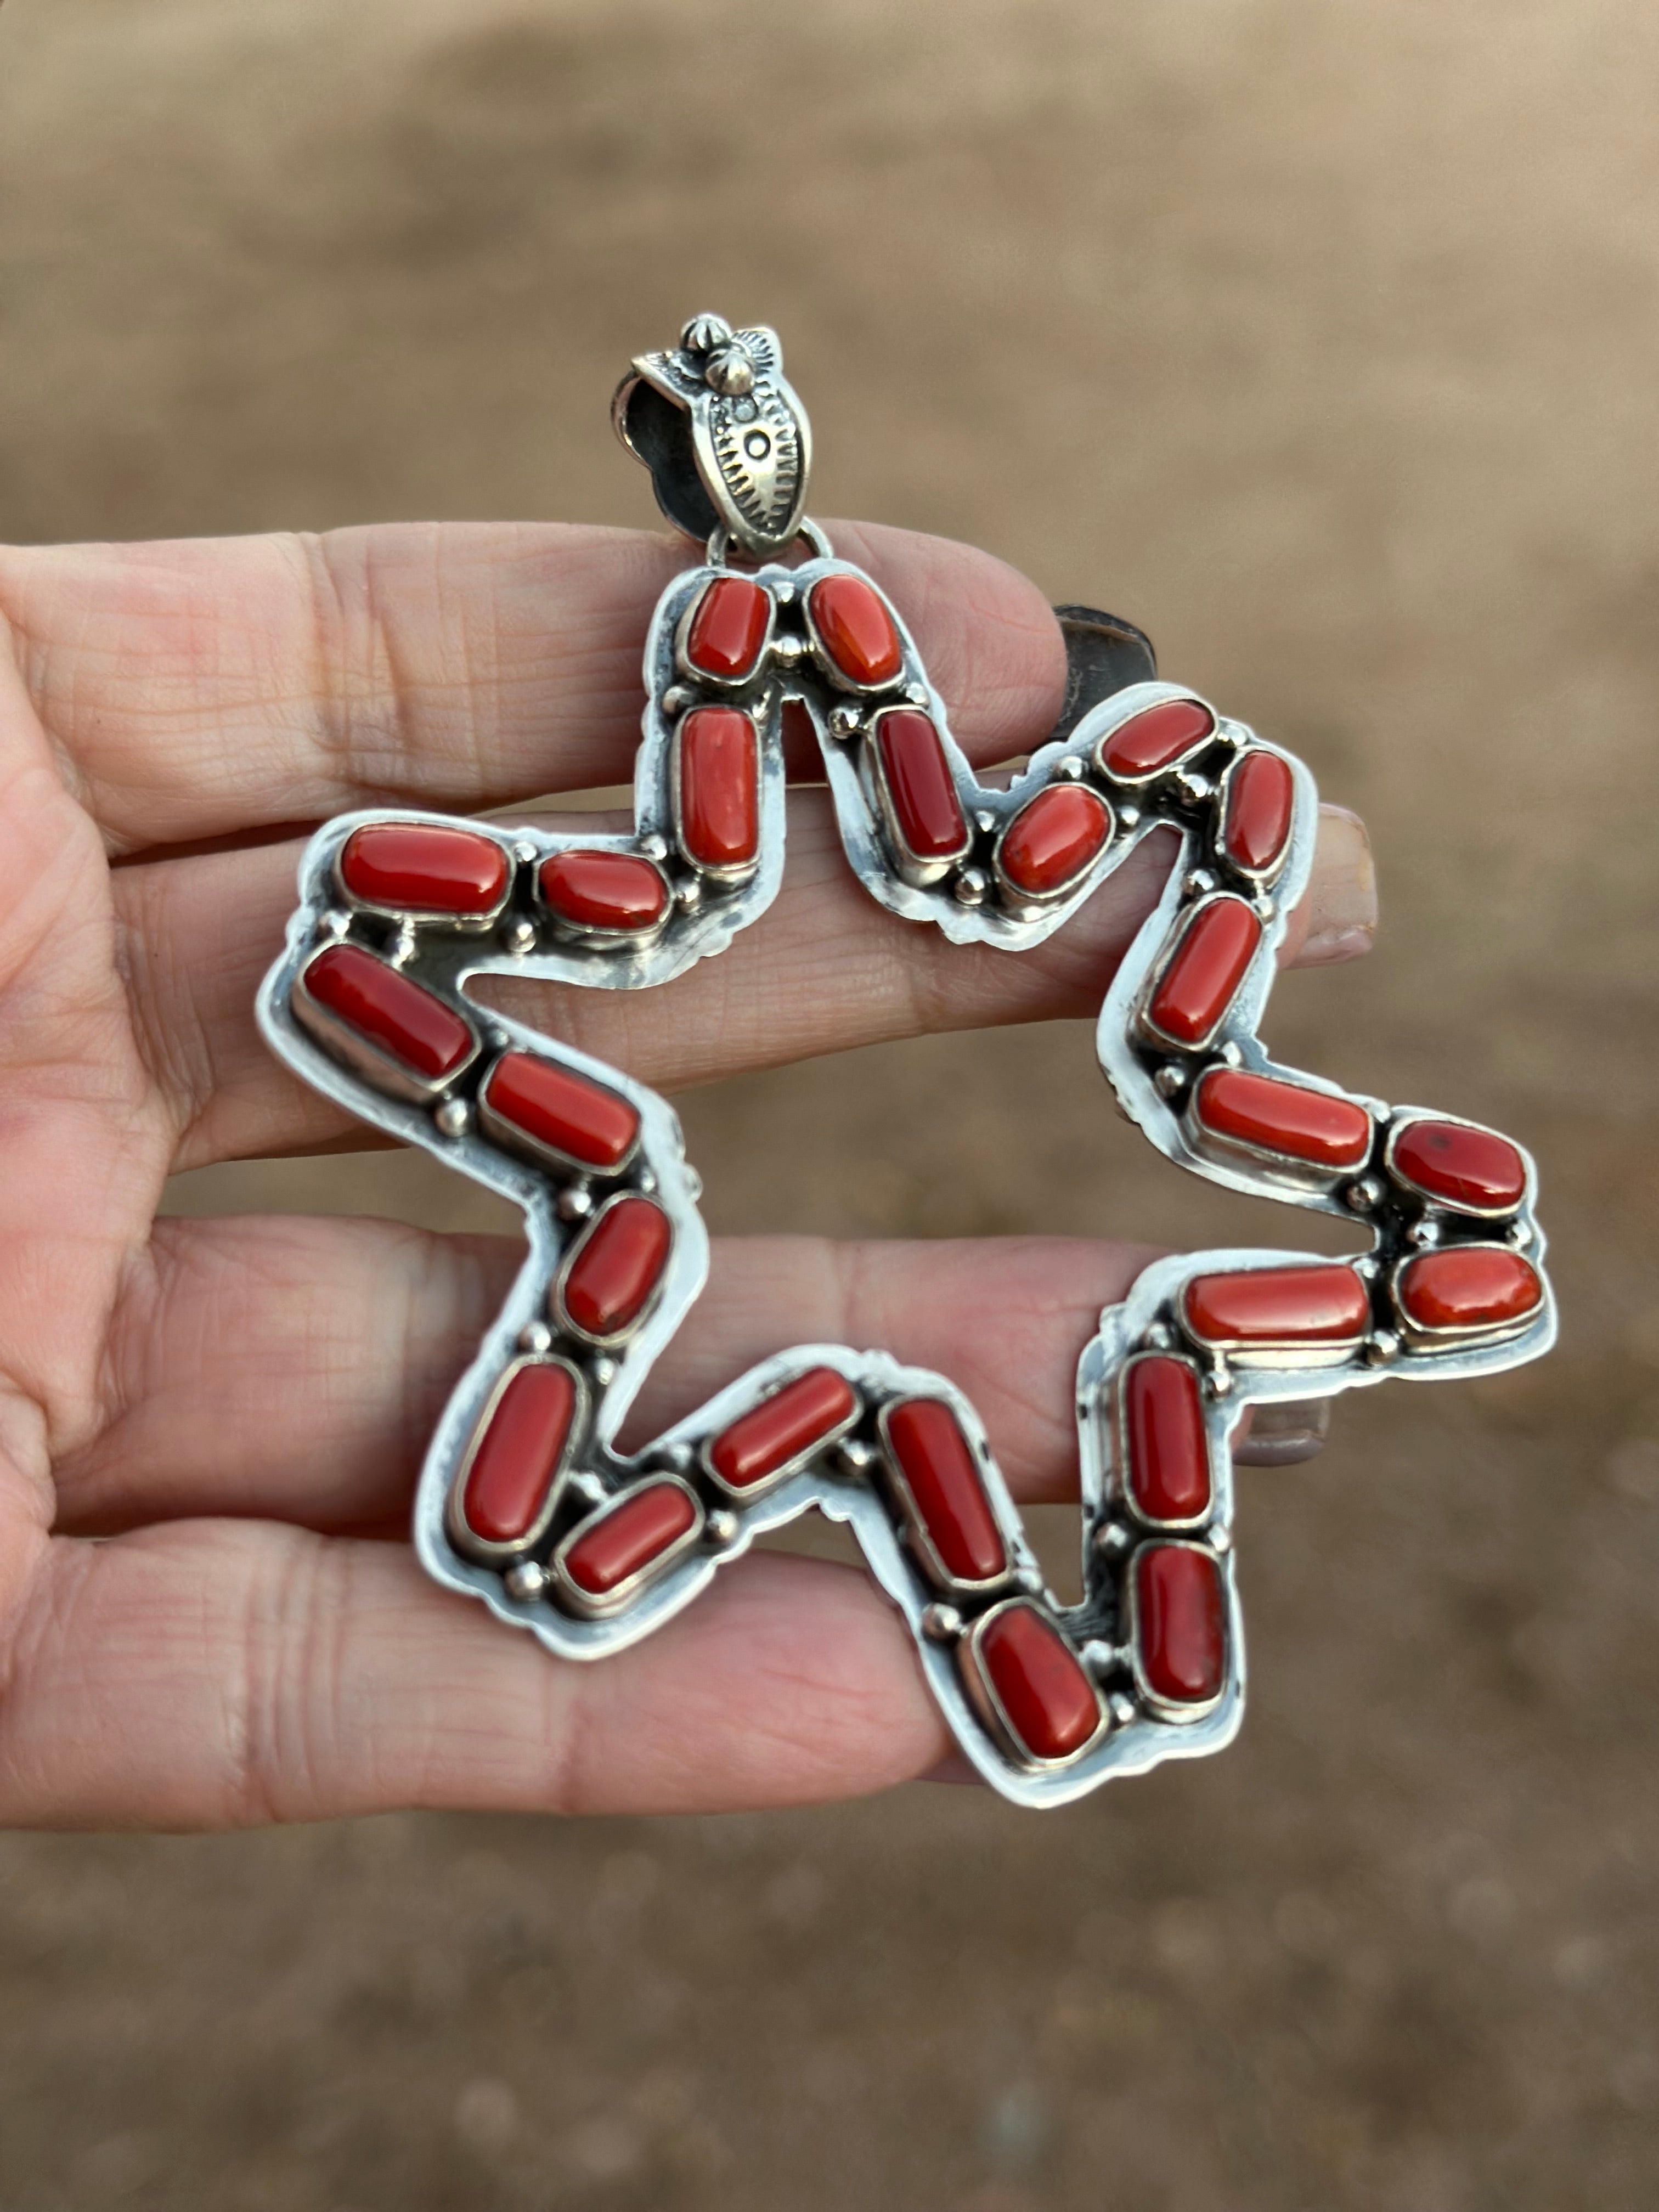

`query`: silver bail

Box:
[612,314,812,558]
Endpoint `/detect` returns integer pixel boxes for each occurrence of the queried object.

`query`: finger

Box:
[121,798,1374,1170]
[0,1529,946,1827]
[57,1223,1159,1536]
[0,522,1066,854]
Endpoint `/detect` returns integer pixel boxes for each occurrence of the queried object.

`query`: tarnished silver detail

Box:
[614,318,811,557]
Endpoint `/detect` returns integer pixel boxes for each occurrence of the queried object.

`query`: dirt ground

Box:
[1,1,1656,2206]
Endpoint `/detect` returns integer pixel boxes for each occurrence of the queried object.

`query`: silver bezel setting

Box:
[291,943,482,1107]
[1124,1538,1232,1725]
[699,1376,862,1500]
[673,573,777,693]
[331,826,515,934]
[1113,1352,1216,1532]
[1389,1244,1545,1353]
[444,1353,589,1565]
[550,1189,675,1350]
[958,1598,1109,1772]
[863,706,974,888]
[669,704,763,884]
[874,1397,1019,1598]
[1383,1110,1532,1220]
[549,1475,706,1618]
[476,1050,642,1182]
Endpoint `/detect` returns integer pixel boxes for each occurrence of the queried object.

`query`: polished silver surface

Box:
[257,315,1556,1809]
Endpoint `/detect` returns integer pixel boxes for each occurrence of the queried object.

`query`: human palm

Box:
[0,520,1372,1826]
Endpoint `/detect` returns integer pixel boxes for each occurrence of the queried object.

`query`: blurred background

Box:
[1,1,1656,2206]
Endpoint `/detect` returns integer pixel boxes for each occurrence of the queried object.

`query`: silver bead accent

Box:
[517,1321,553,1356]
[773,579,798,607]
[1093,1520,1131,1557]
[1172,770,1213,805]
[905,682,930,707]
[1209,1525,1233,1554]
[433,1097,471,1139]
[638,832,669,862]
[676,878,704,912]
[1365,1331,1401,1366]
[703,345,755,397]
[320,908,352,940]
[828,704,863,741]
[706,1510,740,1548]
[921,1602,962,1644]
[591,1357,617,1387]
[1119,804,1142,828]
[951,867,988,907]
[770,632,809,669]
[503,1560,548,1602]
[1407,1219,1441,1248]
[501,918,537,956]
[837,1437,875,1475]
[1345,1176,1384,1212]
[1080,1639,1122,1679]
[1055,755,1085,782]
[569,1470,610,1508]
[1217,1040,1244,1068]
[513,840,539,867]
[973,809,998,835]
[1109,1692,1139,1729]
[1142,1321,1174,1351]
[389,924,418,967]
[661,684,692,718]
[1153,1064,1185,1100]
[557,1185,594,1222]
[681,312,733,354]
[1184,868,1216,899]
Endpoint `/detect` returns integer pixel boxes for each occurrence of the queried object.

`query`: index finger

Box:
[0,520,1066,855]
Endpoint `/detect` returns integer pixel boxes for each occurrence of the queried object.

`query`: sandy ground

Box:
[1,1,1657,2206]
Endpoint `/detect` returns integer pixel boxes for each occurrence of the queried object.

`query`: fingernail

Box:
[1234,1397,1332,1466]
[1300,805,1378,966]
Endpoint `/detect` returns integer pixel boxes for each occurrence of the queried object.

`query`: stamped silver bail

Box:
[612,313,814,559]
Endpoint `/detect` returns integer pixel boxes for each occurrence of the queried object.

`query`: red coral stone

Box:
[560,1481,699,1597]
[1221,751,1296,874]
[1135,1544,1227,1705]
[809,573,904,687]
[539,849,669,933]
[460,1361,579,1544]
[998,784,1113,896]
[1396,1246,1542,1333]
[708,1368,859,1491]
[1391,1119,1527,1214]
[1122,1356,1211,1522]
[1146,898,1263,1046]
[677,706,759,870]
[340,822,510,916]
[975,1603,1102,1762]
[685,574,772,680]
[1194,1067,1372,1170]
[1182,1263,1370,1348]
[873,710,970,863]
[1098,697,1215,778]
[302,943,475,1079]
[558,1197,673,1342]
[883,1397,1009,1585]
[483,1052,640,1172]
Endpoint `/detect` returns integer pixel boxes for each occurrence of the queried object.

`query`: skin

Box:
[0,520,1377,1829]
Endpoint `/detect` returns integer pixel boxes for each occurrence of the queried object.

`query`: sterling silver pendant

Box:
[258,315,1555,1809]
